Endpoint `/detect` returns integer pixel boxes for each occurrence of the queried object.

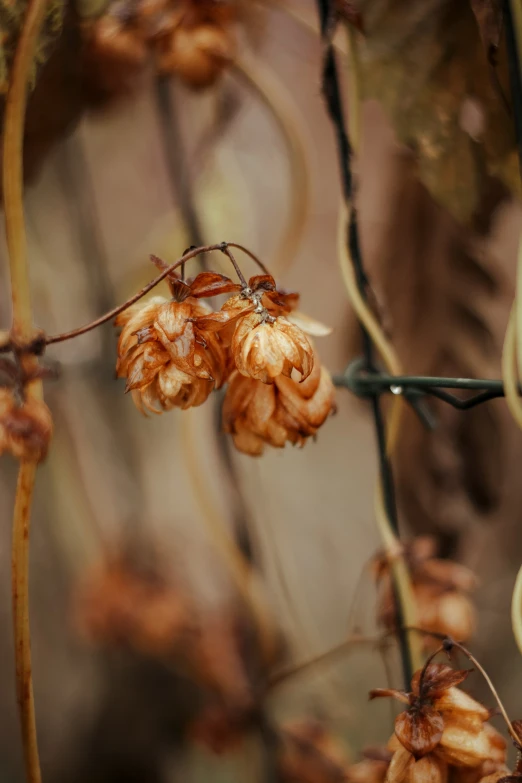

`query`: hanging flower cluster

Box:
[370,663,507,783]
[115,262,335,455]
[0,389,52,462]
[83,0,238,99]
[374,536,477,647]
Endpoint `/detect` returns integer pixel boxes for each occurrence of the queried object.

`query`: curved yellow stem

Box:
[336,29,422,674]
[511,564,522,658]
[4,0,49,781]
[232,55,309,278]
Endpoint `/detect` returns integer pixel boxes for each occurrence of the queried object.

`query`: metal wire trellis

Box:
[318,0,522,689]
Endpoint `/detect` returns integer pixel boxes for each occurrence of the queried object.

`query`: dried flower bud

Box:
[156,22,235,88]
[115,295,226,413]
[231,312,314,384]
[0,389,52,462]
[223,356,336,455]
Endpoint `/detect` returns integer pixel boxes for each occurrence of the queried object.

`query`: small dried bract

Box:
[115,287,227,413]
[370,663,506,783]
[375,536,477,647]
[223,356,336,455]
[0,389,52,462]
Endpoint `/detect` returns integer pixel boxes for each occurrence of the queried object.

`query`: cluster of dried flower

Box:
[115,265,336,455]
[75,553,276,708]
[375,537,476,647]
[371,663,509,783]
[0,389,52,463]
[83,0,238,98]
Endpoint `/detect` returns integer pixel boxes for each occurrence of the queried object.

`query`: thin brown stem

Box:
[220,245,248,287]
[451,640,522,745]
[266,633,379,691]
[228,243,272,277]
[12,462,40,782]
[44,242,274,347]
[45,243,224,346]
[4,0,50,778]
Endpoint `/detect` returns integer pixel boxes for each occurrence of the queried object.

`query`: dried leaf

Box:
[369,688,410,704]
[353,0,517,223]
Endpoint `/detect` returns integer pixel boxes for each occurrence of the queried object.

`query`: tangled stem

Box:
[4,0,51,779]
[44,242,271,347]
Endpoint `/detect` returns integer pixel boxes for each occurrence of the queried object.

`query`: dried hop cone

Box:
[115,293,226,413]
[375,536,477,647]
[0,389,52,462]
[370,663,507,783]
[223,354,336,455]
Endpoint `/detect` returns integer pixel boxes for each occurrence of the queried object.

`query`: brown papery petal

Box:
[188,271,241,298]
[409,755,447,783]
[386,748,413,783]
[248,274,276,292]
[435,687,489,723]
[395,709,444,758]
[369,688,410,704]
[411,664,470,697]
[438,721,491,767]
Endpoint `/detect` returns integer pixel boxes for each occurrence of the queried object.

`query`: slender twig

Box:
[4,0,50,780]
[267,633,380,690]
[445,640,521,746]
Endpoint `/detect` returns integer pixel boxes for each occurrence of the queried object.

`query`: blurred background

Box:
[1,0,522,780]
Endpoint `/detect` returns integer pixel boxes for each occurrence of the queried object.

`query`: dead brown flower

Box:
[0,389,52,462]
[194,274,324,384]
[115,292,227,413]
[371,663,507,780]
[375,536,477,647]
[74,556,191,658]
[222,355,336,455]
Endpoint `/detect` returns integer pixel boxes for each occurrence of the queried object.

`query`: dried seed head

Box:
[232,313,315,384]
[375,537,477,647]
[371,664,506,772]
[115,295,227,413]
[223,356,336,455]
[0,389,52,462]
[156,22,235,88]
